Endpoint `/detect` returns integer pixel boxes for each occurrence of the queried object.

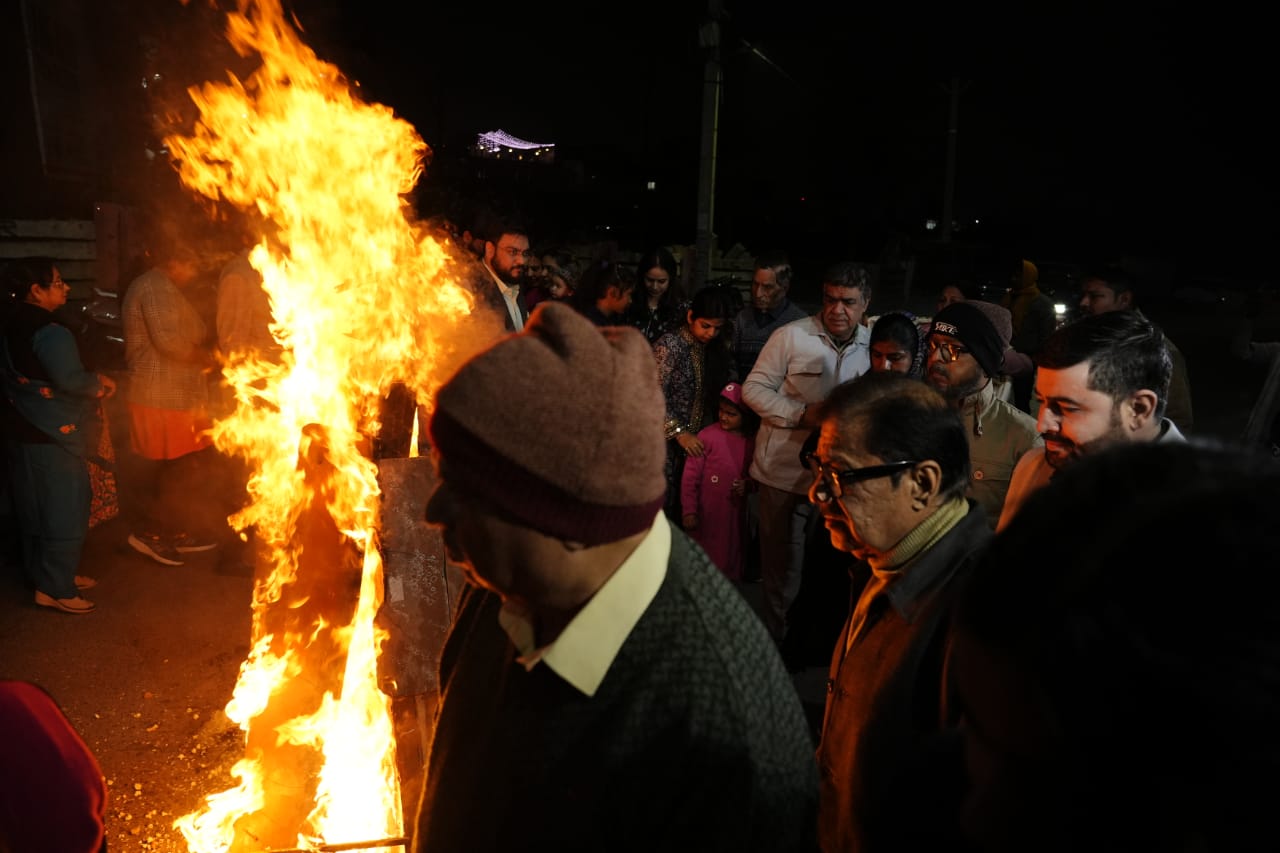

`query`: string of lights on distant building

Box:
[472,129,555,163]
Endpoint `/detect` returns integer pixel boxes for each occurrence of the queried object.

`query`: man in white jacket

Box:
[742,262,872,646]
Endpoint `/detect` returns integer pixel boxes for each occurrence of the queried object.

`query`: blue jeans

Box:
[5,442,90,600]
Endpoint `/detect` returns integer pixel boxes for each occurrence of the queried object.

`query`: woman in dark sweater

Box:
[1,258,115,614]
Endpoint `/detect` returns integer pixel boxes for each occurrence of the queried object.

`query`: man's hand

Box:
[97,375,117,399]
[682,513,699,531]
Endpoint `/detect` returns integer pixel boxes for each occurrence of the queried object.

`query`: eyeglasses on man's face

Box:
[497,244,529,260]
[928,337,969,363]
[803,454,919,502]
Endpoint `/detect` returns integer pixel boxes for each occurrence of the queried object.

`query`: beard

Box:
[1042,405,1128,469]
[494,262,523,286]
[1041,434,1079,469]
[927,365,985,402]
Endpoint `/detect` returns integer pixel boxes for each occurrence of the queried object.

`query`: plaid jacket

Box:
[122,268,210,410]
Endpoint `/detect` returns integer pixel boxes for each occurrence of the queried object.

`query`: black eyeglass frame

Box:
[805,457,920,502]
[927,337,970,363]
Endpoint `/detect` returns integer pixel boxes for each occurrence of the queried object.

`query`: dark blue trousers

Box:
[5,442,90,600]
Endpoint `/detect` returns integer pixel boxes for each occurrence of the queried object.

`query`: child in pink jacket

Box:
[681,382,760,581]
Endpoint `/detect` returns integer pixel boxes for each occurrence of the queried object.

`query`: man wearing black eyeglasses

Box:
[479,214,532,332]
[807,370,990,853]
[925,301,1041,530]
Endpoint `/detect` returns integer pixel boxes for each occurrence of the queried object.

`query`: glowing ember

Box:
[165,1,492,850]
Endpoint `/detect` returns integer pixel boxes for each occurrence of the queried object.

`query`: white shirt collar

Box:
[484,261,524,330]
[497,513,670,696]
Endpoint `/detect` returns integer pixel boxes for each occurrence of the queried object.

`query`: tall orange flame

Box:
[165,2,492,850]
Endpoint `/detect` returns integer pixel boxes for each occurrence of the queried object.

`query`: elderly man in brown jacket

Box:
[808,371,990,852]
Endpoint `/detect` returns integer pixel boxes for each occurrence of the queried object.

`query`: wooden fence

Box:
[0,204,138,302]
[0,218,97,299]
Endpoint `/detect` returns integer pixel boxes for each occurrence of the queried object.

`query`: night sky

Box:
[172,2,1277,282]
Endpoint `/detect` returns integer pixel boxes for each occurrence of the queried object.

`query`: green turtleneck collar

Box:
[867,496,969,574]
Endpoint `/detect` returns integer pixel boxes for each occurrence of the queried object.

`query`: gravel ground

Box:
[0,514,255,853]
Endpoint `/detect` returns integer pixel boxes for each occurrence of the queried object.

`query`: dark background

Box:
[4,1,1275,291]
[285,2,1275,284]
[2,13,1277,852]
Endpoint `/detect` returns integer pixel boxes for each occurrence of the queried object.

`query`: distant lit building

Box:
[472,129,555,164]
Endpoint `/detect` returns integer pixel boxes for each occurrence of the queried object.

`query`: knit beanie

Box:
[967,299,1035,376]
[968,300,1014,351]
[429,301,667,545]
[930,301,1004,379]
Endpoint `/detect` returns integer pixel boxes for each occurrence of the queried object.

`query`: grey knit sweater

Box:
[414,521,819,852]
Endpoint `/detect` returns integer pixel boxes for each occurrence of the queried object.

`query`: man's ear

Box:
[1126,389,1159,430]
[483,241,495,264]
[1117,291,1134,310]
[909,460,943,508]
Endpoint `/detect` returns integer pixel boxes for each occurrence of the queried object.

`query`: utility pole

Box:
[941,77,963,244]
[693,0,723,291]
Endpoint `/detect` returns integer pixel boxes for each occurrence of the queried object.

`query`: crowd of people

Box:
[0,218,271,617]
[6,202,1280,852]
[407,223,1280,853]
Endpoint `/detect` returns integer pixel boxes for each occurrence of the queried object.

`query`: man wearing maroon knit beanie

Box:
[413,301,817,853]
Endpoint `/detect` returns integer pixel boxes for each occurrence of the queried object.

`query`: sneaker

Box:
[35,590,95,614]
[171,532,218,553]
[74,576,97,591]
[128,533,184,567]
